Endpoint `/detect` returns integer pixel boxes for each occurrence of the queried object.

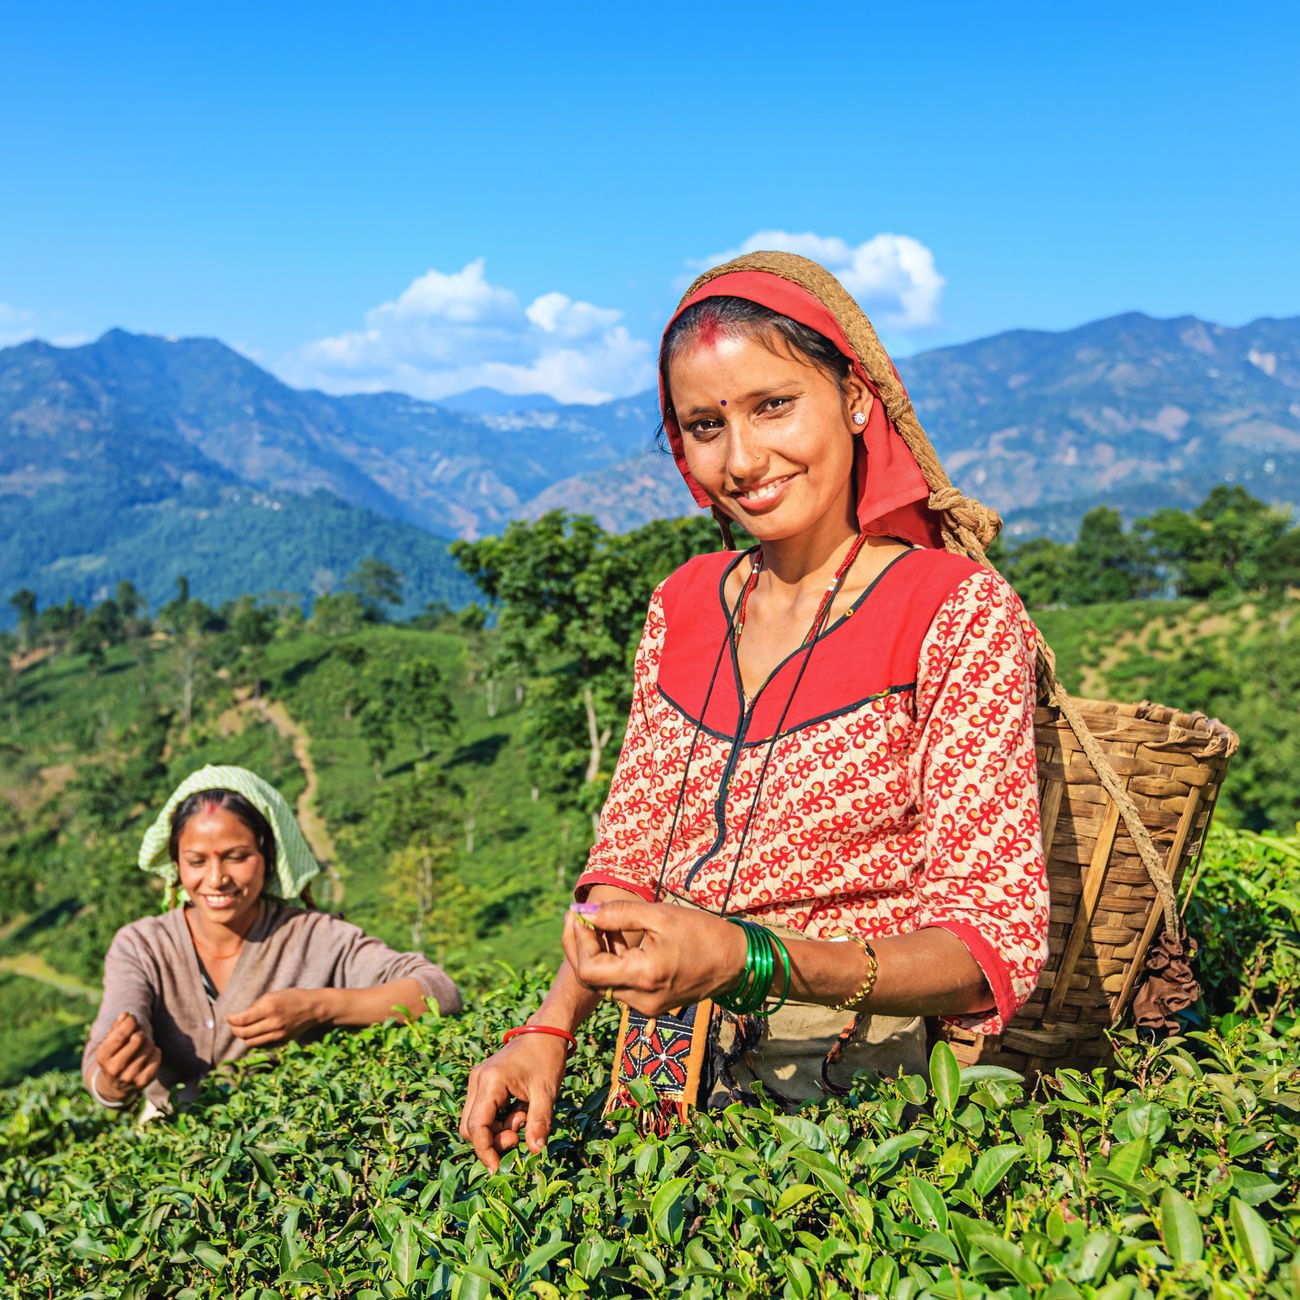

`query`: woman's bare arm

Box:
[563,900,992,1019]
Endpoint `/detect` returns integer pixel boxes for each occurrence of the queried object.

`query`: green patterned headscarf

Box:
[139,765,322,909]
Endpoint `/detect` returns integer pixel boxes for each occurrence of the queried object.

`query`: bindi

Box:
[720,399,727,406]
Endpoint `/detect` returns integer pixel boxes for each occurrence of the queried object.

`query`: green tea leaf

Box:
[929,1040,960,1115]
[1076,1230,1118,1283]
[971,1143,1024,1197]
[959,1065,1025,1085]
[1105,1137,1151,1183]
[917,1231,959,1263]
[864,1131,926,1171]
[1159,1188,1204,1265]
[650,1176,690,1245]
[774,1183,819,1216]
[1115,1102,1169,1145]
[906,1177,948,1233]
[773,1114,830,1152]
[1230,1170,1286,1205]
[390,1220,418,1287]
[968,1232,1043,1285]
[1229,1196,1275,1277]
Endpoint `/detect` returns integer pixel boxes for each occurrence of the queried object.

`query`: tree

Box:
[227,596,277,698]
[390,657,456,757]
[359,701,394,781]
[310,591,366,637]
[1067,507,1154,605]
[1004,536,1072,608]
[1138,487,1291,598]
[366,766,470,950]
[37,598,86,655]
[73,597,126,660]
[329,641,369,721]
[1260,527,1300,597]
[353,657,455,771]
[115,579,140,619]
[348,557,404,621]
[453,511,717,831]
[8,589,37,652]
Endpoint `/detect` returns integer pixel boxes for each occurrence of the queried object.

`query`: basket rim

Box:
[1039,695,1240,757]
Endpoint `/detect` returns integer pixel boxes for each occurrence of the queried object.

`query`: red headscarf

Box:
[659,265,945,550]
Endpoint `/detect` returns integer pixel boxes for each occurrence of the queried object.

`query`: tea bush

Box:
[1186,829,1300,1030]
[3,830,1298,1298]
[1,973,1297,1298]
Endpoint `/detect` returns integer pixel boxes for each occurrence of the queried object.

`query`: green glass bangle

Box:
[754,930,792,1018]
[717,922,754,1013]
[731,923,766,1014]
[717,920,790,1016]
[717,920,754,1013]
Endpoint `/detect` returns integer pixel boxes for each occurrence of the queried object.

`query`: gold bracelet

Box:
[831,931,878,1012]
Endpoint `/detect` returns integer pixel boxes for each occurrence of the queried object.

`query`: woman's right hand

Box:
[93,1012,161,1103]
[459,1032,570,1172]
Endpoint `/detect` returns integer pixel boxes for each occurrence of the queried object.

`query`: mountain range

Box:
[3,310,1297,618]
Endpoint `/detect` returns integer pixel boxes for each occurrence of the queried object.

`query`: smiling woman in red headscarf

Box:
[460,253,1049,1167]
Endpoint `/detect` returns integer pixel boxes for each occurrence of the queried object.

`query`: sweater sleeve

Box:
[81,926,159,1103]
[313,914,462,1015]
[910,568,1049,1034]
[574,583,670,902]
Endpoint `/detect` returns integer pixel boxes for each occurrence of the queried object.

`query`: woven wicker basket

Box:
[935,697,1240,1075]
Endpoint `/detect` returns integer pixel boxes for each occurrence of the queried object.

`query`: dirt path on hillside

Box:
[0,952,99,1001]
[243,696,345,905]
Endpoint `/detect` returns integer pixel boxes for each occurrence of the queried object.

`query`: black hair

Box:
[659,295,852,446]
[169,788,277,888]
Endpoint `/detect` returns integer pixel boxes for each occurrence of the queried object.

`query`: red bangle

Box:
[502,1025,577,1057]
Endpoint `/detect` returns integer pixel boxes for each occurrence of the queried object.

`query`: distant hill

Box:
[902,312,1300,539]
[3,311,1298,613]
[435,387,561,415]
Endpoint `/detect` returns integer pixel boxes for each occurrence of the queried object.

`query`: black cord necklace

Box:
[651,534,867,915]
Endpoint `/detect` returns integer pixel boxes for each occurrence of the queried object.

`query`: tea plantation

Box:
[2,830,1297,1299]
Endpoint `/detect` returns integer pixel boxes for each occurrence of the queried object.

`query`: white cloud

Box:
[279,259,655,404]
[0,304,37,347]
[695,231,945,331]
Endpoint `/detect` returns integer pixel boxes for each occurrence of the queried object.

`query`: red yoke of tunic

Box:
[576,547,1050,1035]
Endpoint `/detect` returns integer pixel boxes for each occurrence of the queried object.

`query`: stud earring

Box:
[852,412,866,426]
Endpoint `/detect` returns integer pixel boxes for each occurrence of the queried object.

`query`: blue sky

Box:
[2,2,1296,401]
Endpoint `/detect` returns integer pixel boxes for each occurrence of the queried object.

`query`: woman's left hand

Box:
[562,901,746,1016]
[226,988,325,1047]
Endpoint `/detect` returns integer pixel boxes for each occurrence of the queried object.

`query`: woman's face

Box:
[669,331,865,547]
[176,805,267,930]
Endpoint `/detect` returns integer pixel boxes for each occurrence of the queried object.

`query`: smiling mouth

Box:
[201,892,243,908]
[731,474,795,507]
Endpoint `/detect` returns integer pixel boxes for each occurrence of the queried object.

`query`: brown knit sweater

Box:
[81,900,461,1110]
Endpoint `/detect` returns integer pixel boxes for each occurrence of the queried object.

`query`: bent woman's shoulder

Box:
[106,908,176,954]
[266,902,363,942]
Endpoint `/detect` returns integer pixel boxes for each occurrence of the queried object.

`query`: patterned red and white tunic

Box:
[576,547,1050,1034]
